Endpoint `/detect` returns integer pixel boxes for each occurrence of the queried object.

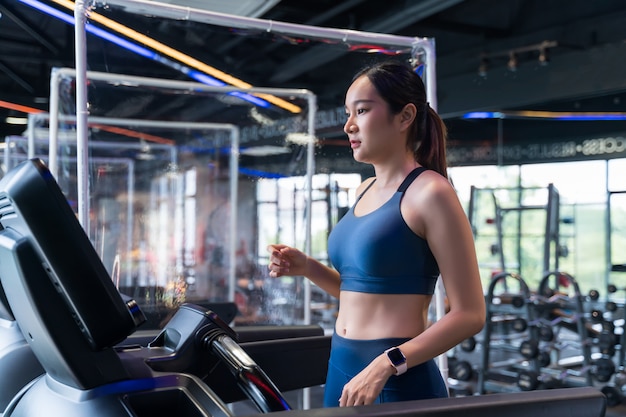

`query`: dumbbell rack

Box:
[524,271,594,389]
[601,278,626,406]
[607,274,626,368]
[478,271,541,394]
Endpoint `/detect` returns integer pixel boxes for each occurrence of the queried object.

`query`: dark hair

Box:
[353,60,448,178]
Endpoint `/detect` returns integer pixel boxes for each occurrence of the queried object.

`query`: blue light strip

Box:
[18,0,270,108]
[19,0,72,23]
[462,111,505,119]
[88,24,155,59]
[238,167,286,179]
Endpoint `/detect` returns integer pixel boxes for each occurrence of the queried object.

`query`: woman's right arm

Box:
[267,244,341,298]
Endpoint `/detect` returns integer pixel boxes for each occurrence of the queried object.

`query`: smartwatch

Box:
[384,346,407,376]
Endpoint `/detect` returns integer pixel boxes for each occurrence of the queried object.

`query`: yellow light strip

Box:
[51,0,302,113]
[511,110,626,119]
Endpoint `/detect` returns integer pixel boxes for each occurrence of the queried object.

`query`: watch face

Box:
[387,348,406,365]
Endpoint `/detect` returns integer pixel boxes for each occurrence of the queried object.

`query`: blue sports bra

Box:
[327,167,439,295]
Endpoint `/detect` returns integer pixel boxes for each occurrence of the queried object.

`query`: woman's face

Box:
[343,75,404,164]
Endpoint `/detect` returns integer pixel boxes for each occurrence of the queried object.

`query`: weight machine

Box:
[468,184,569,285]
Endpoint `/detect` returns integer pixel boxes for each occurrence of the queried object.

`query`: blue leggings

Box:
[323,332,448,407]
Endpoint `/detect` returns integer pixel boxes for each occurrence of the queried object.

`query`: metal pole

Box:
[74,0,90,230]
[303,93,317,326]
[98,0,426,49]
[422,38,438,111]
[53,67,314,100]
[48,69,61,179]
[126,159,135,287]
[228,127,240,304]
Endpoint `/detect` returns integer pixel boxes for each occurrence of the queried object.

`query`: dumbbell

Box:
[511,317,528,332]
[591,357,617,383]
[517,370,562,391]
[601,385,623,407]
[492,293,526,308]
[537,350,551,367]
[603,320,616,333]
[519,340,551,365]
[597,329,618,356]
[613,371,626,388]
[459,336,477,352]
[606,301,618,312]
[551,307,606,338]
[492,316,527,332]
[517,370,541,391]
[448,358,473,381]
[557,244,569,258]
[537,324,555,342]
[519,339,539,359]
[588,289,600,301]
[590,309,604,323]
[518,362,600,392]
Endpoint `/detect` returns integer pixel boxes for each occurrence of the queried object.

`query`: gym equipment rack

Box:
[478,271,540,394]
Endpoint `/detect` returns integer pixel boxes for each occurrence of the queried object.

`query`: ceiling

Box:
[1,0,626,173]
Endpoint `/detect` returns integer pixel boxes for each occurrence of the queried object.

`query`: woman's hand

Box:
[267,244,308,278]
[339,354,395,406]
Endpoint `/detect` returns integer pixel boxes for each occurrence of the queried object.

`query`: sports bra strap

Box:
[356,167,428,201]
[355,178,376,202]
[398,167,427,192]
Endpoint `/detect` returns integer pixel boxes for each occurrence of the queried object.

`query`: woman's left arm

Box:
[399,172,486,368]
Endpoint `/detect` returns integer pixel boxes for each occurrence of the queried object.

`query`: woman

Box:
[267,60,485,407]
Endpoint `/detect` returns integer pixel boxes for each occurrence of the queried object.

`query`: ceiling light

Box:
[5,116,28,125]
[240,145,290,156]
[507,52,517,72]
[479,41,557,73]
[478,57,488,78]
[285,132,317,145]
[538,48,549,66]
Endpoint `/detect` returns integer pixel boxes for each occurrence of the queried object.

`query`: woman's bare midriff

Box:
[335,291,432,340]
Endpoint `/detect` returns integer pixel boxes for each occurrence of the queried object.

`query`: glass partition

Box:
[42,68,320,326]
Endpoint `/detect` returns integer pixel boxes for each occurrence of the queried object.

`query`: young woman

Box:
[267,60,485,407]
